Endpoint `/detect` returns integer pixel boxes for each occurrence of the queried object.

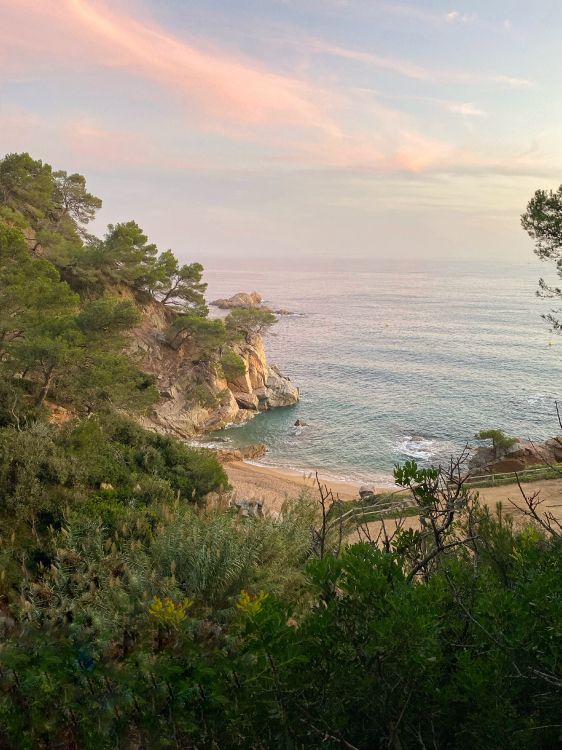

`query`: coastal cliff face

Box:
[127,297,299,440]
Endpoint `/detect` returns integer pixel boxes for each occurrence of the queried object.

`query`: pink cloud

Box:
[309,40,432,81]
[292,129,458,173]
[0,0,541,179]
[0,106,157,170]
[0,0,329,130]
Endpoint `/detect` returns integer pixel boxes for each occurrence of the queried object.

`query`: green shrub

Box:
[220,348,247,380]
[187,383,219,409]
[475,428,517,456]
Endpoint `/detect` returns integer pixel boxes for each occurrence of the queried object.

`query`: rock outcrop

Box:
[469,437,562,475]
[127,296,299,440]
[211,291,263,309]
[215,443,267,463]
[210,290,292,316]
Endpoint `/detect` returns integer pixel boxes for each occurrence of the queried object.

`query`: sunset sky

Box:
[1,0,561,265]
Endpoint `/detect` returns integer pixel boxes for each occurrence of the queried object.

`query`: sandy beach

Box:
[225,461,372,511]
[225,460,562,528]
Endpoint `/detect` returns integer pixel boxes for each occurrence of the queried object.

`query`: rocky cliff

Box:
[127,297,299,440]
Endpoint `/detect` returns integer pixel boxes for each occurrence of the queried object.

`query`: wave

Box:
[394,435,439,461]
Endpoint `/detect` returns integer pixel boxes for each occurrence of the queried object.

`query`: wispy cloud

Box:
[303,36,532,89]
[445,11,478,25]
[493,75,533,90]
[309,40,432,81]
[1,0,330,131]
[359,2,477,27]
[447,102,487,117]
[0,0,544,181]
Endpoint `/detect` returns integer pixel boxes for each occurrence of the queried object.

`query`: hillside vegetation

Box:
[0,155,561,749]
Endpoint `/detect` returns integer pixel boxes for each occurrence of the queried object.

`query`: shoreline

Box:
[224,459,395,512]
[245,459,396,487]
[225,459,562,527]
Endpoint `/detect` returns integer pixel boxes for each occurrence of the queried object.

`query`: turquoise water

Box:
[202,259,562,484]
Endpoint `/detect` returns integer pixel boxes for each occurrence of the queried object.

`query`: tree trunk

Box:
[37,367,54,406]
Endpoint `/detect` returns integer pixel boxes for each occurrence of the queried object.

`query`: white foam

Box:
[395,435,437,461]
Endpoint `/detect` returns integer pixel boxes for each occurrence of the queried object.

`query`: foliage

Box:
[0,224,79,360]
[71,222,208,313]
[149,251,208,314]
[0,151,208,317]
[522,185,562,329]
[475,428,516,456]
[171,314,228,361]
[225,306,277,344]
[0,152,101,266]
[1,472,562,748]
[148,596,193,628]
[0,413,228,524]
[0,221,153,410]
[220,347,247,379]
[0,421,77,519]
[186,383,219,408]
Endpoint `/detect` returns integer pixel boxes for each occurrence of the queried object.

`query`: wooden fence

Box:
[465,463,562,487]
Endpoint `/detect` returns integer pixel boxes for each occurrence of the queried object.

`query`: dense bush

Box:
[0,414,228,525]
[1,499,561,749]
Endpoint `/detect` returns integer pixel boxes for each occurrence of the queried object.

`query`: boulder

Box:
[233,392,259,411]
[262,366,299,409]
[359,484,377,499]
[216,443,267,463]
[231,498,264,518]
[294,419,308,427]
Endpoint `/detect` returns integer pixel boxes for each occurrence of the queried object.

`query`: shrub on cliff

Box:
[225,306,277,344]
[474,428,516,457]
[170,315,228,360]
[220,348,247,379]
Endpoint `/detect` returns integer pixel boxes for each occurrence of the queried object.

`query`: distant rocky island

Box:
[211,291,292,316]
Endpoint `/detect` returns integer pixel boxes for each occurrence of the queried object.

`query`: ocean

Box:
[202,258,562,484]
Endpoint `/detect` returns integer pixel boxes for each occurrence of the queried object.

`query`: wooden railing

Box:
[465,463,562,487]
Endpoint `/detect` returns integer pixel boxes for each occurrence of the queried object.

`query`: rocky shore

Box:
[469,437,562,475]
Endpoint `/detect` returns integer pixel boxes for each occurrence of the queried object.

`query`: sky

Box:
[1,0,562,267]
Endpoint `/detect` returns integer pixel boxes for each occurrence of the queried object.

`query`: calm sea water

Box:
[202,259,562,484]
